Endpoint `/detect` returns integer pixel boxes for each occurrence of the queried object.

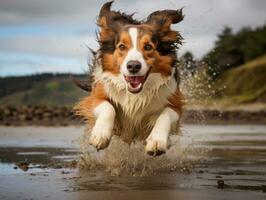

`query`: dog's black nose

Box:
[127,60,141,74]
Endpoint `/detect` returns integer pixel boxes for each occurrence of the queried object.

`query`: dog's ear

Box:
[146,9,184,55]
[146,9,184,32]
[98,1,116,32]
[97,1,138,53]
[98,1,137,30]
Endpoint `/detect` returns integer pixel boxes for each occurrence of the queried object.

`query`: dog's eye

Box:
[118,44,126,51]
[144,44,153,51]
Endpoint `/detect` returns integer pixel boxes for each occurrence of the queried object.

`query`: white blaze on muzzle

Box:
[120,27,149,76]
[121,27,150,93]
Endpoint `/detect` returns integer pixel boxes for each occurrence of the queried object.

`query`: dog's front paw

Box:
[145,138,167,156]
[89,133,110,150]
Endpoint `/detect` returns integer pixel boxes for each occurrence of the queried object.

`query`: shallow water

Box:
[0,125,266,200]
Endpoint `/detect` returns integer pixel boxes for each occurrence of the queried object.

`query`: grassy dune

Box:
[214,54,266,104]
[0,78,86,107]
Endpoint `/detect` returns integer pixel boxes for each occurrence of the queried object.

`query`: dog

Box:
[74,1,184,156]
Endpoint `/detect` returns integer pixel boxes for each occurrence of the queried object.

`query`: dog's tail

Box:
[70,47,98,92]
[69,74,91,92]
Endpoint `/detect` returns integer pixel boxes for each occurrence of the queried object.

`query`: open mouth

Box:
[124,68,151,94]
[124,76,146,93]
[124,71,152,93]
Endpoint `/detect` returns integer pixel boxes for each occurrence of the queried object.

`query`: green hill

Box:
[1,55,265,108]
[0,76,87,107]
[213,54,266,104]
[204,24,266,78]
[0,73,85,98]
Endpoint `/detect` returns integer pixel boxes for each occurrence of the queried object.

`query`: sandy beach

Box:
[0,125,266,200]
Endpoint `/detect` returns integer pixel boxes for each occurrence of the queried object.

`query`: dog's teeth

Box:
[136,83,142,89]
[127,82,142,93]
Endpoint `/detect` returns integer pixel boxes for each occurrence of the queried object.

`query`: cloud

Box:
[0,0,265,76]
[0,0,103,26]
[0,34,97,57]
[0,53,88,76]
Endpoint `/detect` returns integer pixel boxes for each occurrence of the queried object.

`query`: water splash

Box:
[179,62,227,107]
[78,128,207,176]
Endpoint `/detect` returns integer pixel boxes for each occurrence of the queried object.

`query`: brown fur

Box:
[97,1,184,75]
[74,1,185,146]
[168,88,184,115]
[74,82,107,125]
[98,22,181,77]
[101,31,132,74]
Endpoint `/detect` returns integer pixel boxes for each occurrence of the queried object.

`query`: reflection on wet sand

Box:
[0,125,266,200]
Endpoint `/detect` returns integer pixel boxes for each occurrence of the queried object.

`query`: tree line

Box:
[180,23,266,78]
[0,73,86,98]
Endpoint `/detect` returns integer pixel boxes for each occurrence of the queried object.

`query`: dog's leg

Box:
[89,101,116,150]
[145,107,179,156]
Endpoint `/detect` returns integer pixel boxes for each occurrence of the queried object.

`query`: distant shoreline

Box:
[0,106,266,126]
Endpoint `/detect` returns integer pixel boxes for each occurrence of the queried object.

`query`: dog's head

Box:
[97,1,184,93]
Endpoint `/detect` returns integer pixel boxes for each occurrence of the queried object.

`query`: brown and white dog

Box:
[74,1,184,156]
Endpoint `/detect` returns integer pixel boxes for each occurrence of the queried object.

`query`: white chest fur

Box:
[93,66,177,141]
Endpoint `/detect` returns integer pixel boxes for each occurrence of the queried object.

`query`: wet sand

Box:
[0,125,266,200]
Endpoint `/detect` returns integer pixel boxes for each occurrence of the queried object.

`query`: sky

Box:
[0,0,266,77]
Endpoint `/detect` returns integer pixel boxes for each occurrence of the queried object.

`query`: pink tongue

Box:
[125,76,145,88]
[125,76,145,84]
